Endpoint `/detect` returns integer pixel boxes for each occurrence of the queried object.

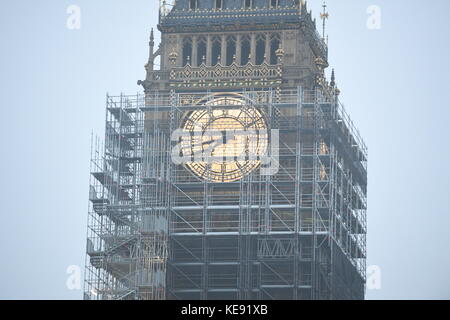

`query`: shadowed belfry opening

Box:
[84,0,368,301]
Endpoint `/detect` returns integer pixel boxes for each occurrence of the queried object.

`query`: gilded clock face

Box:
[180,95,268,183]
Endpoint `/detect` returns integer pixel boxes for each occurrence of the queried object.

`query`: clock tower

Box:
[85,0,368,300]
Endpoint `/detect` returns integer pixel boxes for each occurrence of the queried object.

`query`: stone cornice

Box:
[158,6,302,33]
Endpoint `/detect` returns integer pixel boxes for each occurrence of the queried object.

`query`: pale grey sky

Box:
[0,0,449,300]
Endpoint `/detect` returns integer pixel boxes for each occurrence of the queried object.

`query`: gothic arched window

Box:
[255,34,266,65]
[244,0,252,9]
[270,33,281,65]
[240,35,251,65]
[212,36,222,65]
[271,0,280,8]
[226,36,236,66]
[216,0,223,10]
[182,37,192,66]
[190,0,197,10]
[196,37,207,66]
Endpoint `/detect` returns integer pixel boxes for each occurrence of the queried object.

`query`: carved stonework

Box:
[140,0,329,92]
[169,62,282,89]
[285,30,296,40]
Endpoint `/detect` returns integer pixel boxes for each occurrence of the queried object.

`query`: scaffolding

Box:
[84,94,169,300]
[84,87,367,300]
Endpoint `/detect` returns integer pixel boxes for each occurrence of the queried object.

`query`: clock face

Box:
[180,95,268,183]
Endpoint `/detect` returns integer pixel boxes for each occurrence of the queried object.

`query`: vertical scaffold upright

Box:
[85,94,170,300]
[85,0,368,300]
[84,87,367,300]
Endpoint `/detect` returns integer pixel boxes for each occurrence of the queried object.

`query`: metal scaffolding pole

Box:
[84,86,367,300]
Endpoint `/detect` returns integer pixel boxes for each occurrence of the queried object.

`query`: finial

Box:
[149,28,155,48]
[320,1,329,40]
[300,1,306,14]
[335,87,341,96]
[161,1,167,16]
[330,69,335,87]
[169,51,178,65]
[275,46,284,64]
[315,57,328,71]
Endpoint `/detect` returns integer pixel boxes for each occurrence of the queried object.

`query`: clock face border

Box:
[179,93,269,183]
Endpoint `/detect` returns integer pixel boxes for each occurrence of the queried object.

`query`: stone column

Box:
[192,35,198,67]
[236,34,242,65]
[265,32,271,64]
[221,35,227,65]
[206,35,212,66]
[250,33,256,64]
[176,34,182,67]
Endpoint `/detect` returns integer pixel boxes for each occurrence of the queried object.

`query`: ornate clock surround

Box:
[179,93,269,183]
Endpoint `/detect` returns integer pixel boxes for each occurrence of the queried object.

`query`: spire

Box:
[147,28,155,71]
[330,69,340,96]
[150,28,155,47]
[301,1,308,15]
[330,69,335,87]
[320,0,329,40]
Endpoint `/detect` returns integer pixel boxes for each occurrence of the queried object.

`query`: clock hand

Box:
[189,139,216,148]
[221,130,228,144]
[190,140,223,159]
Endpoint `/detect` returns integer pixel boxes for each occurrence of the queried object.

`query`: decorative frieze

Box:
[168,62,283,89]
